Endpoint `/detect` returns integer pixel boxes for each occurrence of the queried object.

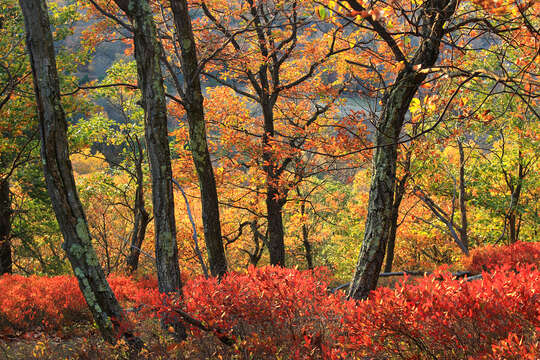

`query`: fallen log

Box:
[330,270,477,293]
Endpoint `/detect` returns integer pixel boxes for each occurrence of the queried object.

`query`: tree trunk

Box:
[169,0,227,277]
[126,147,150,273]
[266,187,285,266]
[114,0,185,339]
[384,148,412,273]
[347,79,414,299]
[298,188,313,269]
[348,0,457,300]
[0,180,12,275]
[508,156,523,244]
[119,0,182,292]
[248,220,265,266]
[457,140,469,251]
[19,0,141,348]
[384,175,408,273]
[261,103,286,266]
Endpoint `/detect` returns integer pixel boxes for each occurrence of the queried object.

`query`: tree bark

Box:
[384,157,409,273]
[169,0,227,277]
[261,103,286,266]
[507,155,523,244]
[348,77,417,299]
[508,183,523,244]
[114,0,186,339]
[457,140,469,251]
[247,220,265,266]
[347,0,457,300]
[0,180,12,275]
[19,0,141,347]
[415,186,470,255]
[298,188,313,269]
[266,187,286,266]
[117,0,182,292]
[126,144,150,273]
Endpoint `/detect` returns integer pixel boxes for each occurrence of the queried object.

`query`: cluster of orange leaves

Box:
[0,243,538,359]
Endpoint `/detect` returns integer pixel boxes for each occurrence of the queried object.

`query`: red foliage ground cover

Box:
[463,241,540,273]
[1,243,538,359]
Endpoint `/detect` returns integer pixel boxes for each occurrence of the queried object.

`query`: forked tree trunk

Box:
[170,0,228,277]
[347,0,458,300]
[0,180,12,275]
[113,0,185,339]
[19,0,141,347]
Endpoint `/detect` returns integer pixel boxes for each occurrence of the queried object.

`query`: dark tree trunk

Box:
[347,0,457,300]
[169,0,227,277]
[457,140,469,251]
[0,180,12,275]
[266,187,285,266]
[507,153,523,244]
[248,220,266,266]
[302,223,313,270]
[116,0,182,293]
[126,145,150,273]
[114,0,185,339]
[384,164,409,273]
[261,104,286,266]
[348,76,417,299]
[19,0,141,348]
[298,188,313,269]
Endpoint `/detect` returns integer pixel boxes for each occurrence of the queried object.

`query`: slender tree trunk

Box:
[169,0,227,277]
[266,187,285,266]
[261,104,286,266]
[19,0,141,348]
[348,82,413,299]
[248,220,265,266]
[114,0,186,339]
[348,0,457,300]
[384,148,412,273]
[126,149,150,273]
[508,158,523,244]
[457,140,469,251]
[0,180,12,275]
[302,223,313,270]
[384,174,408,273]
[114,0,183,297]
[297,188,313,269]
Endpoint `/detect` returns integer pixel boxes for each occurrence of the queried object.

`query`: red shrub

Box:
[335,265,540,359]
[463,241,540,273]
[175,266,342,358]
[0,274,88,332]
[483,331,540,360]
[0,274,146,333]
[1,254,538,359]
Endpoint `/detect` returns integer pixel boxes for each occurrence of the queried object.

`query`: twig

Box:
[124,303,235,346]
